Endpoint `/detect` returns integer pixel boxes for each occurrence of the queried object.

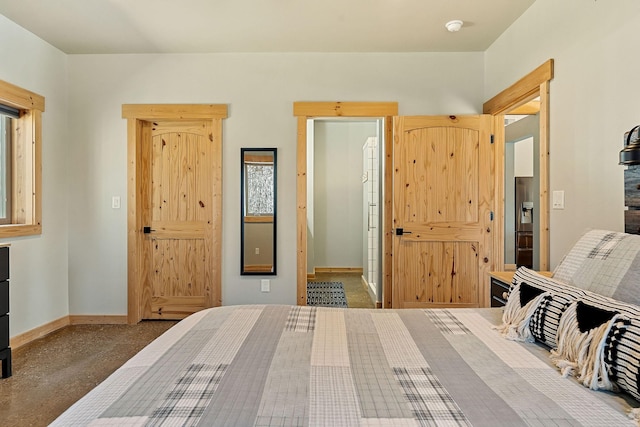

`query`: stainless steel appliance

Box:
[515,177,534,268]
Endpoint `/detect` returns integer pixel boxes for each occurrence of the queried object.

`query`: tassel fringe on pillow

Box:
[495,283,550,343]
[550,301,622,392]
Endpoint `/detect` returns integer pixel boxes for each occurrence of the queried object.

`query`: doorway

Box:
[306,118,382,308]
[483,59,554,271]
[294,102,398,307]
[504,114,540,270]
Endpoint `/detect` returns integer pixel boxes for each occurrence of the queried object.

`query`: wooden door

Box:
[124,104,226,324]
[392,115,494,308]
[142,120,215,319]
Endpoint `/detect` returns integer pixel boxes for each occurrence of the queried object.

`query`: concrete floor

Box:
[309,272,375,308]
[0,321,177,427]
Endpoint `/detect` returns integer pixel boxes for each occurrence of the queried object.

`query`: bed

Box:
[51,304,636,426]
[52,230,640,426]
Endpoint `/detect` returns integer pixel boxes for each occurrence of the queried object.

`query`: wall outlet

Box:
[255,247,260,255]
[261,279,270,292]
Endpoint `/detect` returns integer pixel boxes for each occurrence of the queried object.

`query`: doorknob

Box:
[395,228,412,236]
[143,226,156,234]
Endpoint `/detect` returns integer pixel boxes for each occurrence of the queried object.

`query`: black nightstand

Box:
[489,271,553,308]
[0,245,10,378]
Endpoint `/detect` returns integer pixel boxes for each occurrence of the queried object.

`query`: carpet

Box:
[307,281,348,307]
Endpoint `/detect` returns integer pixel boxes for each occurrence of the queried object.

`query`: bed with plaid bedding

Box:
[51,305,636,426]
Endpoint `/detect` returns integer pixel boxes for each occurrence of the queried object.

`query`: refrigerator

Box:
[515,177,534,268]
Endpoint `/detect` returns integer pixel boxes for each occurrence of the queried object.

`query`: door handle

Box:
[143,226,156,234]
[395,228,412,236]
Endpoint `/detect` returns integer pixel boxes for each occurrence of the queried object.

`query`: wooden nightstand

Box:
[489,271,553,307]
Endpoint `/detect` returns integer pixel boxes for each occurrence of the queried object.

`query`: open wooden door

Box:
[392,115,494,308]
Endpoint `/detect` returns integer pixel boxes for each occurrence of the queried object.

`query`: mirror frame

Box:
[240,148,277,276]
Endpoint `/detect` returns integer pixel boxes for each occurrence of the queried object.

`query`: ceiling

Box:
[0,0,535,54]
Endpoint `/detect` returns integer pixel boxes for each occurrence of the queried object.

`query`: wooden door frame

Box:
[122,104,228,324]
[483,59,554,271]
[293,102,398,307]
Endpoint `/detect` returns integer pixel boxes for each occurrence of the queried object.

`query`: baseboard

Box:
[306,273,315,280]
[315,267,364,274]
[69,315,128,325]
[10,315,70,349]
[10,315,129,349]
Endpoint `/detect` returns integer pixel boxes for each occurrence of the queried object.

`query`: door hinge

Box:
[490,134,495,144]
[490,211,494,221]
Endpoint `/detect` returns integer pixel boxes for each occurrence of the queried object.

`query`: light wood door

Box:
[392,115,494,308]
[142,120,215,319]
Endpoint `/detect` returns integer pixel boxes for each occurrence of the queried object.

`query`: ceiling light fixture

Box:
[445,20,464,32]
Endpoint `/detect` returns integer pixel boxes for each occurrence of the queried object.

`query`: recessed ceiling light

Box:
[445,20,464,32]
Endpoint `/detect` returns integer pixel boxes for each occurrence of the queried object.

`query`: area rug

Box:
[307,281,348,307]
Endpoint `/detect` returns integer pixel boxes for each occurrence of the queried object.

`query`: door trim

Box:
[122,104,227,324]
[483,59,554,270]
[293,102,398,307]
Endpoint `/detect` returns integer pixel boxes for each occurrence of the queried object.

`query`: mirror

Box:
[241,148,277,275]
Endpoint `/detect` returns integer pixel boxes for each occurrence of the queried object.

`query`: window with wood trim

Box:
[0,79,44,237]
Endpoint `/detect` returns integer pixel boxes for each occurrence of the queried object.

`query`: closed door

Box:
[392,115,494,308]
[143,120,215,319]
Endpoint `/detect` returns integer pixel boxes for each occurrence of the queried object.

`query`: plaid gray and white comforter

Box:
[51,305,636,426]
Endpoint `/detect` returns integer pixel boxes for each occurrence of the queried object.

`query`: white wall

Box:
[67,52,484,312]
[0,16,69,337]
[313,121,376,268]
[485,0,640,267]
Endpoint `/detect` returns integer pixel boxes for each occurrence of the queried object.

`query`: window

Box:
[0,112,13,224]
[0,79,44,237]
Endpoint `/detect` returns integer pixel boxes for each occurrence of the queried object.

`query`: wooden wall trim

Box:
[296,116,307,306]
[10,316,69,349]
[383,115,393,308]
[539,80,550,270]
[68,315,128,325]
[293,102,398,117]
[122,104,228,120]
[0,78,45,111]
[483,60,554,115]
[11,315,130,349]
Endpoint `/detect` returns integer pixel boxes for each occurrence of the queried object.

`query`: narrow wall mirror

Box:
[241,148,277,275]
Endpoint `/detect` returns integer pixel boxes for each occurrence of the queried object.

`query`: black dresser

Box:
[0,246,10,378]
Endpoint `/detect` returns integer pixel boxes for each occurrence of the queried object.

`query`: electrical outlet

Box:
[255,247,260,255]
[261,279,270,292]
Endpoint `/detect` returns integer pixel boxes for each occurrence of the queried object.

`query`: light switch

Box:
[261,279,270,292]
[552,190,565,209]
[112,196,121,209]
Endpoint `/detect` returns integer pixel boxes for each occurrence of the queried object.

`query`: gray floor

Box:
[309,272,375,308]
[0,321,177,427]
